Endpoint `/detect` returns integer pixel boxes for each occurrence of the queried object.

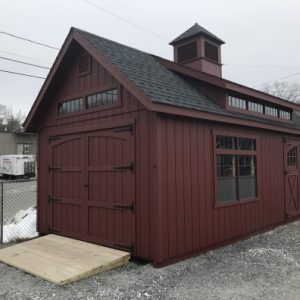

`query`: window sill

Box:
[214,197,259,209]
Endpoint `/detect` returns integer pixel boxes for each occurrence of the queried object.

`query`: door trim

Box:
[47,118,135,138]
[47,126,136,254]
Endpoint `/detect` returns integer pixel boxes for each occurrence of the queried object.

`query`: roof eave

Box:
[156,57,300,111]
[169,33,225,46]
[152,102,300,136]
[23,28,77,132]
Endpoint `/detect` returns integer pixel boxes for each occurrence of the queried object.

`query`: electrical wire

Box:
[253,72,300,88]
[0,56,50,69]
[0,49,51,64]
[267,90,300,93]
[0,69,46,79]
[81,0,169,42]
[0,30,60,50]
[223,64,300,69]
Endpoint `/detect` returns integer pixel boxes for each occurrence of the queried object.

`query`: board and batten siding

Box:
[154,114,286,264]
[37,47,154,261]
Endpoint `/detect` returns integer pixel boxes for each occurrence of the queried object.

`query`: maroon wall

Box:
[35,42,293,266]
[37,45,155,261]
[153,114,286,264]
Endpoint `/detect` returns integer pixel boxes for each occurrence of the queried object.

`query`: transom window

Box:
[216,135,256,150]
[58,98,83,115]
[87,88,118,109]
[248,101,263,113]
[228,95,292,120]
[228,96,246,110]
[57,87,119,116]
[279,110,291,120]
[216,135,257,204]
[265,106,278,117]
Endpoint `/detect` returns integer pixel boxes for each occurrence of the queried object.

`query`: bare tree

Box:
[0,104,26,132]
[262,81,300,103]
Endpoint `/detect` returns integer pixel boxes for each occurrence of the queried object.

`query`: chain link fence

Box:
[0,179,37,243]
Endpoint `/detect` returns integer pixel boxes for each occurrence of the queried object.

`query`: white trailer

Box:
[0,155,36,178]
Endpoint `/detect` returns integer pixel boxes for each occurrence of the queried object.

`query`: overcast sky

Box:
[1,0,300,115]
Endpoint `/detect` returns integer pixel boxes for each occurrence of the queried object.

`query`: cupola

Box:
[170,23,225,77]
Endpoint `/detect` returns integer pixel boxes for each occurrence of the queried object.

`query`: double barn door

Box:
[284,140,300,218]
[48,126,135,252]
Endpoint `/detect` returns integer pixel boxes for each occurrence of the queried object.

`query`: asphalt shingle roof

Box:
[77,28,300,131]
[78,29,223,115]
[169,23,225,45]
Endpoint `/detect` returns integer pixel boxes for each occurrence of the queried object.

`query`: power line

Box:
[254,71,300,88]
[81,0,169,42]
[0,56,50,69]
[0,69,46,79]
[224,63,300,69]
[0,49,52,64]
[268,90,300,93]
[0,30,60,50]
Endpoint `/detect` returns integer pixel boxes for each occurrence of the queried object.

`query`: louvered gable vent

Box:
[78,54,90,75]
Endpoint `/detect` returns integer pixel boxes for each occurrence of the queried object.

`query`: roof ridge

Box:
[73,27,155,57]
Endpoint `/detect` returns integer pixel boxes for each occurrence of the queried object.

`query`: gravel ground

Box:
[0,221,299,300]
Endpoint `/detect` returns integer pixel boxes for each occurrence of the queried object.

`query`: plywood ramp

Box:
[0,235,130,285]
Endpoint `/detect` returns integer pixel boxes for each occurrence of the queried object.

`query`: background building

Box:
[0,132,36,155]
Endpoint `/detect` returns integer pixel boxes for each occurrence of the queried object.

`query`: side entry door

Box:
[284,140,300,218]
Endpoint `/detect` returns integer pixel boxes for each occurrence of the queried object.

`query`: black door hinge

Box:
[113,202,134,212]
[48,227,61,234]
[114,124,133,134]
[49,136,62,143]
[113,162,134,172]
[48,196,61,203]
[114,243,134,252]
[48,165,61,172]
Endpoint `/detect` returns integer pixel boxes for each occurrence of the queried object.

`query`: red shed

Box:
[25,24,300,266]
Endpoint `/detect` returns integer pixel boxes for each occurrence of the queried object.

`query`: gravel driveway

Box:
[0,221,299,300]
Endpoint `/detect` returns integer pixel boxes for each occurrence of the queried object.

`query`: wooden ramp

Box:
[0,235,130,285]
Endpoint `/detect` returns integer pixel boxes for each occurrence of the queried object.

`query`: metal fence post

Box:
[0,182,3,244]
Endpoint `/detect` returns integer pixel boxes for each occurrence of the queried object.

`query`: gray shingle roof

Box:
[77,28,300,131]
[169,23,225,45]
[78,29,223,115]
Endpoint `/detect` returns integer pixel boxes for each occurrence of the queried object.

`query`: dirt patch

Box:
[0,221,299,299]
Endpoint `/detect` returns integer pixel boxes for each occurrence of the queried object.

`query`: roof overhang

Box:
[152,102,300,136]
[156,57,300,111]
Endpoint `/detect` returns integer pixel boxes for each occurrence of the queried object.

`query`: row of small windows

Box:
[228,96,291,120]
[58,98,84,115]
[58,88,118,116]
[87,89,118,109]
[248,101,263,114]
